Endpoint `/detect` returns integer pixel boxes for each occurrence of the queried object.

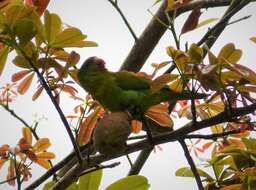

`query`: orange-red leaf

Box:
[151,74,176,93]
[11,70,31,82]
[25,0,50,16]
[33,138,51,153]
[131,120,142,134]
[36,158,51,169]
[181,8,202,35]
[22,127,32,145]
[59,84,78,96]
[17,73,34,95]
[7,161,15,186]
[36,152,55,159]
[77,106,102,145]
[146,104,173,128]
[32,86,44,101]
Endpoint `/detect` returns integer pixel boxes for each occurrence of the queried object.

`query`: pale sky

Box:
[0,1,256,189]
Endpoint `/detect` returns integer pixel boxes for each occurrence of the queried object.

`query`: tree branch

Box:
[178,139,204,190]
[16,46,83,165]
[127,147,153,175]
[120,0,256,72]
[197,0,253,49]
[107,0,138,41]
[27,102,256,190]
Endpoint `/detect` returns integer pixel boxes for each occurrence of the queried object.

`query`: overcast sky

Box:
[1,1,256,189]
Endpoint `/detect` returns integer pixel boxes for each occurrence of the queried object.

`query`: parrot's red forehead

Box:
[93,57,106,67]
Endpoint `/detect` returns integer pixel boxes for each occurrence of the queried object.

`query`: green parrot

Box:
[77,56,205,115]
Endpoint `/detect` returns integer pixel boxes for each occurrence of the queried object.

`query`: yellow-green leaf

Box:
[105,175,150,190]
[151,74,177,93]
[52,27,97,48]
[237,85,256,93]
[188,43,203,64]
[5,5,33,27]
[43,181,78,190]
[169,78,183,92]
[165,0,174,11]
[15,18,35,45]
[175,167,213,180]
[151,61,170,76]
[196,18,218,29]
[0,46,9,76]
[13,55,30,68]
[44,10,62,44]
[208,50,218,65]
[78,169,102,190]
[218,43,242,64]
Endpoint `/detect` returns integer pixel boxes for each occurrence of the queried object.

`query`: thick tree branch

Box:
[120,0,256,72]
[127,147,153,175]
[27,102,256,190]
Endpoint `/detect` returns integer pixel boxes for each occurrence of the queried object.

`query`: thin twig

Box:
[197,0,252,48]
[0,104,38,139]
[15,45,83,165]
[178,139,204,190]
[107,0,138,41]
[0,177,17,185]
[185,128,242,139]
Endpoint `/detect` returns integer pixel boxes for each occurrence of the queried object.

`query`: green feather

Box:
[78,57,205,114]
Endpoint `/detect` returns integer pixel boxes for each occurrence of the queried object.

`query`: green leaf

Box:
[66,183,79,190]
[175,167,213,180]
[218,43,242,64]
[43,181,78,190]
[0,46,9,76]
[188,43,204,64]
[43,181,55,190]
[15,18,35,45]
[242,137,256,151]
[215,156,238,171]
[12,55,30,68]
[105,175,150,190]
[44,10,62,44]
[78,169,102,190]
[5,5,33,27]
[52,27,98,48]
[208,50,218,65]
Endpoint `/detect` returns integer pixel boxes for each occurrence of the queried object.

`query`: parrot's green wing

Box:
[113,71,150,91]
